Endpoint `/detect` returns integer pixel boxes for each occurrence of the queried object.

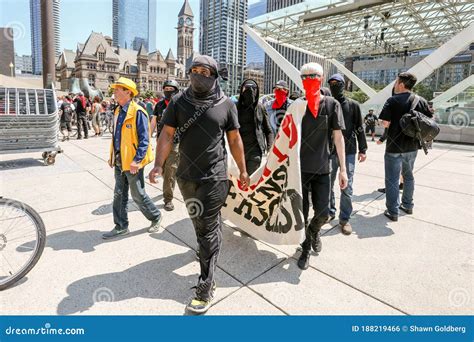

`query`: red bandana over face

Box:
[303,78,321,118]
[272,89,287,109]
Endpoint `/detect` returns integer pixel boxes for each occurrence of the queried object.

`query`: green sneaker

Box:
[102,226,129,240]
[147,215,163,233]
[186,282,216,314]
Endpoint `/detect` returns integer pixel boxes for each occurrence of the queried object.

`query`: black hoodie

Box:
[237,79,274,154]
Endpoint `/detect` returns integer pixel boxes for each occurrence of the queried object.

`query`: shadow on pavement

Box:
[0,158,45,171]
[92,194,164,216]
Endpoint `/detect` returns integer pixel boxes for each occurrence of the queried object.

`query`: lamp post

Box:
[9,62,14,77]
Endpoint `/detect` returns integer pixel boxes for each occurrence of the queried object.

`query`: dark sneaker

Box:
[377,187,386,193]
[399,205,413,215]
[77,137,83,140]
[186,282,216,314]
[164,201,174,211]
[340,221,352,235]
[311,231,322,254]
[102,227,129,240]
[384,210,398,222]
[147,215,163,233]
[297,250,310,270]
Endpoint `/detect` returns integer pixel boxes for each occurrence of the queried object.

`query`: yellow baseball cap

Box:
[110,77,139,97]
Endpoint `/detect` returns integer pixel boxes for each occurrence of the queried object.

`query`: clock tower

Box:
[177,0,194,66]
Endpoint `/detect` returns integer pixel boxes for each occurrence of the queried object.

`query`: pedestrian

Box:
[102,77,162,239]
[149,55,250,314]
[91,96,102,136]
[327,74,367,235]
[364,108,378,141]
[264,80,293,135]
[236,79,274,175]
[150,79,181,212]
[379,72,432,221]
[59,95,73,141]
[296,63,348,270]
[73,92,89,139]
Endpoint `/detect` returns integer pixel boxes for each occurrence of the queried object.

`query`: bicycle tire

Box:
[0,198,46,291]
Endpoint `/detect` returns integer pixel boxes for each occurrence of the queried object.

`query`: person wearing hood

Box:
[265,80,293,135]
[148,55,249,314]
[237,79,274,175]
[73,92,89,139]
[297,63,348,271]
[149,79,181,212]
[327,73,367,235]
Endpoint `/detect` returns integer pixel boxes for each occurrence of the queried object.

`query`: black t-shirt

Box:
[379,92,431,153]
[238,106,259,155]
[364,113,378,126]
[162,93,240,181]
[300,96,345,174]
[60,102,73,122]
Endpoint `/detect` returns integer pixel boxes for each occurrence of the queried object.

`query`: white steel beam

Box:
[244,24,303,90]
[366,22,474,106]
[431,74,474,106]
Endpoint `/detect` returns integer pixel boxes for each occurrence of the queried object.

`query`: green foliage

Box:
[140,90,155,99]
[344,89,369,104]
[413,83,435,101]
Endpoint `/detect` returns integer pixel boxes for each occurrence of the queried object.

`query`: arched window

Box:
[108,76,115,84]
[126,66,130,74]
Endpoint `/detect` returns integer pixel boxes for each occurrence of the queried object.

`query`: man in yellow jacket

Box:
[103,77,162,239]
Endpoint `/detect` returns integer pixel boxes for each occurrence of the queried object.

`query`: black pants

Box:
[245,150,262,176]
[177,178,229,300]
[301,172,330,251]
[76,114,88,138]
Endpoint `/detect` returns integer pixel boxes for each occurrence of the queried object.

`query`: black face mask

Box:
[241,88,257,107]
[164,89,178,99]
[189,73,216,94]
[329,82,345,100]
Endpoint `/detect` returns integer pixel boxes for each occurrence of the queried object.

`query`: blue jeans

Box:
[113,166,161,230]
[329,154,356,222]
[384,151,418,216]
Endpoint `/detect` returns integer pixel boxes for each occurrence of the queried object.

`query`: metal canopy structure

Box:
[247,0,474,59]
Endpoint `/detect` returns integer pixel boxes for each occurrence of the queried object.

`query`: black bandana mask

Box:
[241,88,257,107]
[189,73,216,95]
[164,89,178,99]
[329,81,345,100]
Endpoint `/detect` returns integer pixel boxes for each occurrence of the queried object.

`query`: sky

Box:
[0,0,262,57]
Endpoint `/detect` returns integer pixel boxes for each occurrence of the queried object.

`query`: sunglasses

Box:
[301,74,321,80]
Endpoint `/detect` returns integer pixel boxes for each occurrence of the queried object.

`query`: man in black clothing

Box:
[237,79,274,175]
[73,92,89,139]
[149,80,180,212]
[297,63,348,270]
[59,95,73,141]
[364,109,378,141]
[327,74,367,235]
[148,55,249,314]
[265,80,293,135]
[379,72,432,221]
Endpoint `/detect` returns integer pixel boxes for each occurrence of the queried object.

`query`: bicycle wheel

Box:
[0,198,46,290]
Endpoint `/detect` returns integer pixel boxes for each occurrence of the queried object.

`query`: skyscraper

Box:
[0,28,15,77]
[177,0,195,67]
[246,0,266,69]
[199,0,248,95]
[30,0,61,75]
[263,0,335,93]
[112,0,157,52]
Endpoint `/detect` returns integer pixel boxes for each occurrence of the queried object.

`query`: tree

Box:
[413,83,435,101]
[140,90,155,99]
[345,89,369,103]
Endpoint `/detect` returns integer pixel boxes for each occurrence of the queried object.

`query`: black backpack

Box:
[400,94,440,155]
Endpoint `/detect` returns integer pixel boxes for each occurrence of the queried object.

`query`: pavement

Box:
[0,133,473,315]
